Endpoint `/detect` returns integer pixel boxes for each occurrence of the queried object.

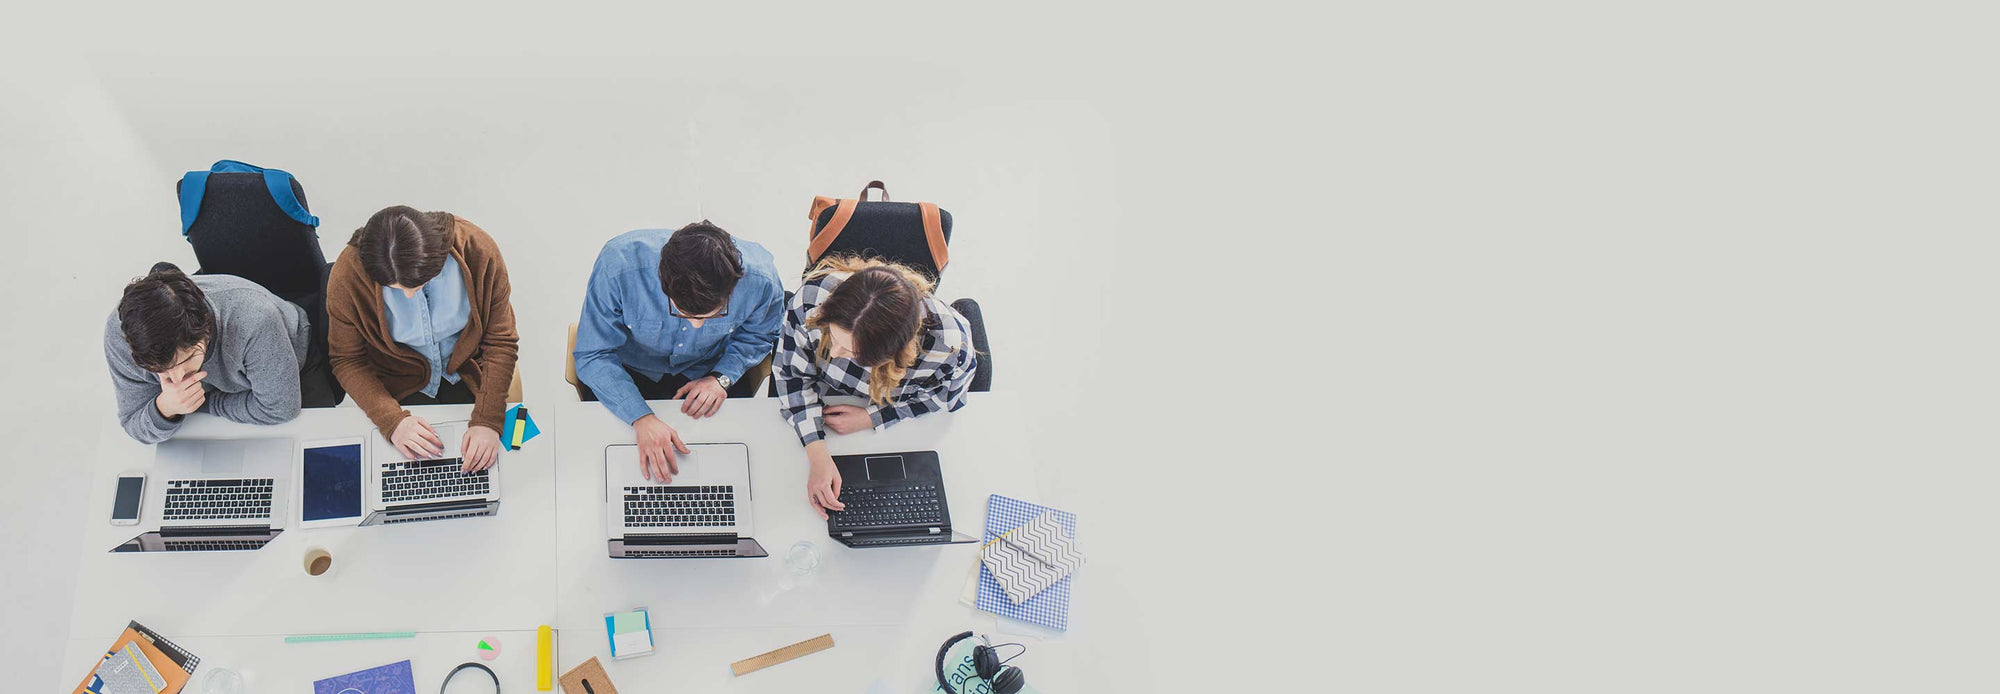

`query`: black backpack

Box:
[805,180,953,283]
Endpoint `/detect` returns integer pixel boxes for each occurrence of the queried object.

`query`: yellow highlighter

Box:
[537,624,554,690]
[510,406,529,450]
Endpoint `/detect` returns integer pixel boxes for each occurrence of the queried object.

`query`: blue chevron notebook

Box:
[976,495,1076,631]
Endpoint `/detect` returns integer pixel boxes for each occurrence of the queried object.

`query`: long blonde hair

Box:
[804,256,936,404]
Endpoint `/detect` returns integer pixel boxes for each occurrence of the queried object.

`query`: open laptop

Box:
[604,443,768,558]
[113,438,290,553]
[360,420,502,526]
[826,450,977,548]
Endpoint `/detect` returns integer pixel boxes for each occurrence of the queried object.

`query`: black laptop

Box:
[826,451,978,548]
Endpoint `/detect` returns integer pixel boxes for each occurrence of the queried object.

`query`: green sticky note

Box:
[613,610,644,634]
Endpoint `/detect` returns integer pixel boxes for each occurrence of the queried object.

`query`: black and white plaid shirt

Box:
[775,272,978,445]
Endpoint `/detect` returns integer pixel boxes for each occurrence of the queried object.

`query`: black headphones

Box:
[934,631,1028,694]
[438,662,499,694]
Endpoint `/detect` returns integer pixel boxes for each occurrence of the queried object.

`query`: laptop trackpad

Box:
[202,442,246,474]
[865,454,906,481]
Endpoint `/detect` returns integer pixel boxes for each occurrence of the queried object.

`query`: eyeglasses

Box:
[668,298,728,320]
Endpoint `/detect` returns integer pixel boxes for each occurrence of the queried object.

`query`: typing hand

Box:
[805,444,845,520]
[391,415,444,460]
[461,424,501,472]
[154,371,208,418]
[822,405,870,435]
[674,376,727,419]
[634,414,690,482]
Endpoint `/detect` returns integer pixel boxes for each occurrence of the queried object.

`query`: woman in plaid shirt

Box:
[775,256,979,518]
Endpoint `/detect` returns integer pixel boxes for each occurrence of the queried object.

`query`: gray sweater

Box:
[104,275,311,443]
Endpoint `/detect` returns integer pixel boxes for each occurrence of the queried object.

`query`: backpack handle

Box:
[859,180,890,202]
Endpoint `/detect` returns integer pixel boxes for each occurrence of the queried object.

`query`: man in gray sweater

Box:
[104,264,311,443]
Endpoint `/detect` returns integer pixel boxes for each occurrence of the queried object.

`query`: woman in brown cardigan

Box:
[328,206,519,471]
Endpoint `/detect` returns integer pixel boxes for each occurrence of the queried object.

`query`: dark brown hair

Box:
[349,206,451,288]
[804,256,935,403]
[118,262,213,372]
[658,220,744,315]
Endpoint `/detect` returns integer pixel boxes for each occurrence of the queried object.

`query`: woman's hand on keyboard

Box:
[392,415,445,459]
[462,424,501,472]
[805,442,846,520]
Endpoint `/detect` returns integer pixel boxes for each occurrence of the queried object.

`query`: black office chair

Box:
[181,173,329,303]
[177,172,343,407]
[766,292,992,396]
[951,298,993,393]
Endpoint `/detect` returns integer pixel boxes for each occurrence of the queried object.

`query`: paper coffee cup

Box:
[303,547,334,577]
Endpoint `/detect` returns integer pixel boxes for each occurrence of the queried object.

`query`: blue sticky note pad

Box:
[503,404,541,450]
[314,660,415,694]
[605,608,654,659]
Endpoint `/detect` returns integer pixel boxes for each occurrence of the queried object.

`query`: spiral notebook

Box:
[975,495,1077,631]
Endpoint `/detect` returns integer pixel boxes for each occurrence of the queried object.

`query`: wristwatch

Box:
[709,372,733,389]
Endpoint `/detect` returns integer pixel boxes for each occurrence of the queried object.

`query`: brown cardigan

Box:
[328,213,519,435]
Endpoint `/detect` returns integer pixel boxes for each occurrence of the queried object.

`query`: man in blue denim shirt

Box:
[575,222,784,482]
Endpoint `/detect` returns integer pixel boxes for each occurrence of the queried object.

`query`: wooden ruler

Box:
[730,633,835,676]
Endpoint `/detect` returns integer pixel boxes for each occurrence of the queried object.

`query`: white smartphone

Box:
[111,472,146,526]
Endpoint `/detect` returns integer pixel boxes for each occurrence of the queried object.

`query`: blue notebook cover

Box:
[976,495,1077,631]
[313,660,415,694]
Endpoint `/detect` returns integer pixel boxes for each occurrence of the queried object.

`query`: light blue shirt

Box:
[383,254,471,397]
[573,229,785,424]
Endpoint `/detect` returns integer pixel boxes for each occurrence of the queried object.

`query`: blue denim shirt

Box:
[574,229,784,424]
[382,254,470,397]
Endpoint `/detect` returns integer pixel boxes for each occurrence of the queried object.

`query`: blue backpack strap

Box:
[177,160,319,235]
[177,170,211,234]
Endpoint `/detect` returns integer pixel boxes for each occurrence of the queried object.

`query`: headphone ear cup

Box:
[990,666,1026,694]
[972,644,1000,677]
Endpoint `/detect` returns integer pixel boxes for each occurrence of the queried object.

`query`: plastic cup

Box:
[202,667,243,694]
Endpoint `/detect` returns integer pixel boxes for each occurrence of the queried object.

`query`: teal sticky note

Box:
[612,610,644,634]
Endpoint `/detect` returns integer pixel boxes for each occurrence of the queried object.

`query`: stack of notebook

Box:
[74,622,199,694]
[975,495,1080,631]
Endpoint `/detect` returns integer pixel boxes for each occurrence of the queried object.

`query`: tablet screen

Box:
[302,443,363,522]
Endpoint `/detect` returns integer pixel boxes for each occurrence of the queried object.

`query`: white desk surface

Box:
[58,394,1080,691]
[59,629,542,693]
[554,393,1078,692]
[67,404,557,641]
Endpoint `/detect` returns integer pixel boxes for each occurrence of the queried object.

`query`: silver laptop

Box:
[113,438,290,553]
[604,443,767,558]
[360,420,502,526]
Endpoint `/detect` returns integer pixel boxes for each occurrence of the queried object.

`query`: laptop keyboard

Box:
[623,485,736,528]
[623,548,739,557]
[831,483,943,530]
[162,538,272,552]
[381,459,490,503]
[163,478,274,521]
